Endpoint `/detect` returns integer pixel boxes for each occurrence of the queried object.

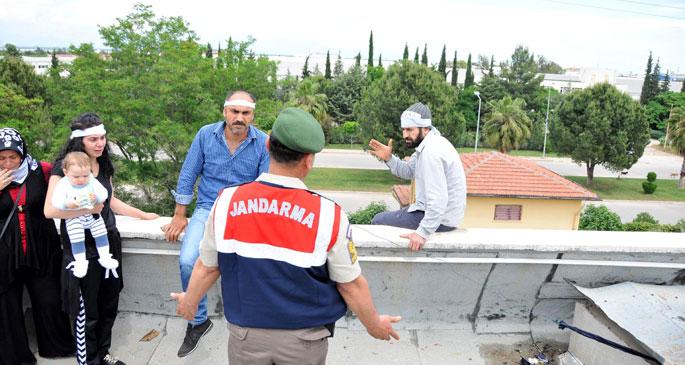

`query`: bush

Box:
[642,181,657,194]
[647,172,657,182]
[676,219,685,233]
[659,224,683,233]
[348,202,387,224]
[633,212,658,224]
[579,205,623,231]
[649,129,665,140]
[623,221,660,232]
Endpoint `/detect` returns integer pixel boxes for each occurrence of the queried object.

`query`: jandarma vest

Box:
[214,181,346,329]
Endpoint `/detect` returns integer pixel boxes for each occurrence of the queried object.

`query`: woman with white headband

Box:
[44,112,159,365]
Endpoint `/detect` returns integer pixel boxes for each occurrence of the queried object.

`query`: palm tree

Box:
[666,106,685,189]
[483,96,531,153]
[288,78,333,135]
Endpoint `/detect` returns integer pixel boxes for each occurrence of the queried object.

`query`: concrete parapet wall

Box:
[115,217,685,344]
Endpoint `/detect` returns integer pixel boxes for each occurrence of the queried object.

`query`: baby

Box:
[51,151,118,278]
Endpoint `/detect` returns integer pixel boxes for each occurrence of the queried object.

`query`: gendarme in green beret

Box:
[271,107,325,153]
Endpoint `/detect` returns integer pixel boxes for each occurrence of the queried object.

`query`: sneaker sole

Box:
[177,320,214,358]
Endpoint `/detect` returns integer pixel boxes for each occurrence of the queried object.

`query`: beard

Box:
[404,130,426,148]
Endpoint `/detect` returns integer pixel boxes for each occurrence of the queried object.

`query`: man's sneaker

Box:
[101,354,126,365]
[177,319,213,358]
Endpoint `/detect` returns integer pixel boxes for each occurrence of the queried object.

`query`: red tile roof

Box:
[460,152,599,200]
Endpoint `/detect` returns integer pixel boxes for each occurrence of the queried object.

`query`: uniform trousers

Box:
[227,323,331,365]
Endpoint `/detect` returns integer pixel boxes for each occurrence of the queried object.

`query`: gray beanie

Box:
[400,102,432,128]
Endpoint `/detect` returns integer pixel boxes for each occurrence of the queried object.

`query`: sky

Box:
[1,0,684,75]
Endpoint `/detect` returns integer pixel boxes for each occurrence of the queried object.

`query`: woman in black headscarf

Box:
[0,127,74,365]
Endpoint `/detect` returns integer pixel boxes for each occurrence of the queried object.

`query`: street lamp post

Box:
[474,91,481,152]
[542,87,551,158]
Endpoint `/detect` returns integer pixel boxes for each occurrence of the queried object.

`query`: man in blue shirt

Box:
[162,90,269,357]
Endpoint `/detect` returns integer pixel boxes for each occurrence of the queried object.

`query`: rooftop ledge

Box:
[117,216,685,255]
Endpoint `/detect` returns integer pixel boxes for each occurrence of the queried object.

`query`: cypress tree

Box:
[355,52,361,68]
[333,52,344,77]
[438,45,447,78]
[414,47,420,63]
[421,44,428,66]
[489,55,495,76]
[464,53,474,88]
[451,51,458,87]
[640,52,654,104]
[660,71,670,93]
[682,79,685,92]
[368,31,374,68]
[50,50,59,68]
[302,55,311,78]
[325,50,332,79]
[403,43,409,60]
[378,54,382,67]
[206,43,213,58]
[651,60,661,98]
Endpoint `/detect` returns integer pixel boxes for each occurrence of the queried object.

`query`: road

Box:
[315,147,683,180]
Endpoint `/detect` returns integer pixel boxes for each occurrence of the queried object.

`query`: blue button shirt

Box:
[173,122,269,209]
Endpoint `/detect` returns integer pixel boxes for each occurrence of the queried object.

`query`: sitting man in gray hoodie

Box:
[368,102,467,251]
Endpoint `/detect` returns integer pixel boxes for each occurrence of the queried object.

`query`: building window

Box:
[494,205,522,221]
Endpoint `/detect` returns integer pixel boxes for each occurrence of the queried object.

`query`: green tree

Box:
[682,79,685,93]
[421,44,428,66]
[665,106,685,188]
[205,42,213,58]
[302,55,311,79]
[651,60,661,97]
[0,83,57,161]
[644,92,685,131]
[357,60,465,157]
[551,83,650,184]
[403,43,409,60]
[464,54,474,88]
[450,51,458,87]
[378,54,382,67]
[355,52,361,68]
[536,55,563,74]
[0,53,47,100]
[482,96,531,152]
[3,43,20,57]
[327,65,365,123]
[325,50,332,79]
[414,47,419,63]
[499,46,544,109]
[333,52,344,78]
[640,52,654,105]
[438,45,447,79]
[287,77,333,139]
[51,50,59,68]
[368,31,374,68]
[660,71,670,93]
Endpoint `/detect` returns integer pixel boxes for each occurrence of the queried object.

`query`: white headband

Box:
[224,99,256,109]
[400,110,432,128]
[70,125,107,139]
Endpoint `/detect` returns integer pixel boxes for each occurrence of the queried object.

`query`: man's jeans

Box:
[179,206,210,325]
[372,207,456,232]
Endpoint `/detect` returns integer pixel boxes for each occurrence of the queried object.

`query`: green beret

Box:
[271,107,325,153]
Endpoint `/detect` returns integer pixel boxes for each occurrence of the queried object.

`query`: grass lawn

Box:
[305,168,406,192]
[306,168,685,201]
[325,143,365,150]
[562,176,685,201]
